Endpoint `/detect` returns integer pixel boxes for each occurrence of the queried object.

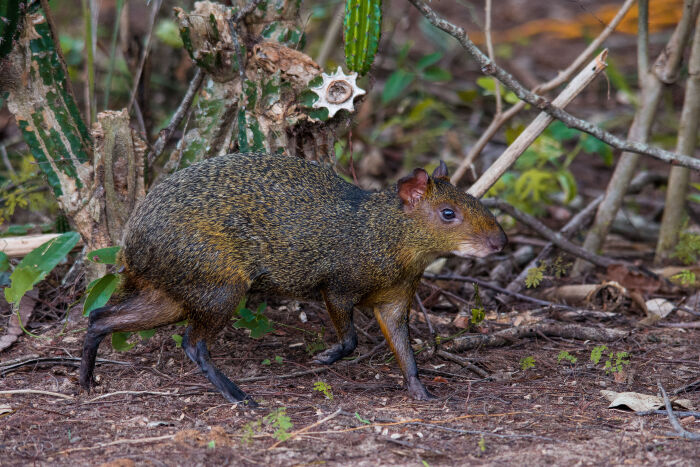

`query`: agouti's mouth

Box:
[451,243,494,259]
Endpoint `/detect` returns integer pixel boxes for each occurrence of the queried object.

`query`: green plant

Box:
[232,299,273,338]
[381,46,452,104]
[673,231,700,265]
[591,345,630,373]
[265,408,293,442]
[241,419,262,445]
[478,435,486,453]
[520,356,535,370]
[470,283,485,325]
[354,412,371,424]
[344,0,382,75]
[305,332,326,356]
[4,233,80,320]
[313,381,333,400]
[0,154,56,224]
[671,269,697,287]
[557,350,578,364]
[525,264,545,288]
[262,355,284,365]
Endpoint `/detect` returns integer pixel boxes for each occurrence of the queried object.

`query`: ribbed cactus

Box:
[344,0,382,75]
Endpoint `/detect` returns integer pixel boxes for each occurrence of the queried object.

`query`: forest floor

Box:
[1,294,699,466]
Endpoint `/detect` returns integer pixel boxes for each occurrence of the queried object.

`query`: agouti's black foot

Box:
[313,342,355,365]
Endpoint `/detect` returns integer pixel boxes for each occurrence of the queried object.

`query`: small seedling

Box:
[313,381,333,400]
[671,269,697,287]
[207,440,215,449]
[590,345,607,365]
[557,350,577,364]
[520,356,535,370]
[171,334,183,347]
[591,345,630,373]
[265,407,293,442]
[240,420,262,445]
[471,284,485,325]
[525,265,545,288]
[233,300,273,338]
[478,435,486,453]
[354,412,371,424]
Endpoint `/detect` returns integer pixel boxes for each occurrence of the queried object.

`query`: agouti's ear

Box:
[432,161,449,180]
[398,168,429,207]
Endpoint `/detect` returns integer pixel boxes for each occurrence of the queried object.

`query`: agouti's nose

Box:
[486,230,507,252]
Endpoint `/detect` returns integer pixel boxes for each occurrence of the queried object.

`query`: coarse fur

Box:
[80,152,506,404]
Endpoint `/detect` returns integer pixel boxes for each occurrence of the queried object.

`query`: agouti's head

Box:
[397,162,507,258]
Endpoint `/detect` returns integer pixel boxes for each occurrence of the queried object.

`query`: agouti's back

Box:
[82,152,506,404]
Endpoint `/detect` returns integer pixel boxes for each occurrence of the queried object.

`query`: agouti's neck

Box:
[361,189,443,279]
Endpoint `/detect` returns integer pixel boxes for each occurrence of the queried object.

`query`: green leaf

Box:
[416,52,442,70]
[581,134,613,165]
[138,329,156,340]
[421,66,451,82]
[172,334,183,347]
[262,358,271,365]
[4,232,80,305]
[354,412,371,424]
[549,121,578,142]
[556,170,577,204]
[112,331,135,352]
[155,19,184,48]
[382,70,415,103]
[0,252,9,272]
[83,273,119,316]
[476,76,496,93]
[86,246,120,264]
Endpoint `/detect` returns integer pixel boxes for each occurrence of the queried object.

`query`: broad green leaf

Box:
[581,134,613,166]
[155,19,184,48]
[172,334,183,347]
[556,171,578,204]
[381,70,415,103]
[416,52,442,70]
[0,252,9,272]
[86,246,121,264]
[549,121,578,142]
[476,76,496,93]
[112,331,135,352]
[421,66,451,82]
[83,273,120,316]
[138,329,156,340]
[4,232,80,305]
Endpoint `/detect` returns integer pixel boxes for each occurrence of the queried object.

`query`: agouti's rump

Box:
[80,153,506,404]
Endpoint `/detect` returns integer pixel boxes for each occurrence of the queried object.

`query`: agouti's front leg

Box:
[313,291,358,364]
[374,298,436,401]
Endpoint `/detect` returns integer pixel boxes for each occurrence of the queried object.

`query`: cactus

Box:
[343,0,382,75]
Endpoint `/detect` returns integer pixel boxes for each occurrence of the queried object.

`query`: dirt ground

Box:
[1,296,699,466]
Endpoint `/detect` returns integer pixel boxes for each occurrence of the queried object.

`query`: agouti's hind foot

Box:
[407,377,437,401]
[313,342,355,365]
[183,327,258,407]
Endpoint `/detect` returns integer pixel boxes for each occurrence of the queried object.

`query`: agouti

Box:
[80,152,506,404]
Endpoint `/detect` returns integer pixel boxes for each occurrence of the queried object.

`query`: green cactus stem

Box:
[343,0,382,75]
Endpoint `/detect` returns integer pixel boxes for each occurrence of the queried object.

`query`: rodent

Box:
[80,152,506,405]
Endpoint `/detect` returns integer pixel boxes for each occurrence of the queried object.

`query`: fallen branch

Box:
[54,434,175,456]
[658,381,700,440]
[408,0,700,172]
[436,349,489,378]
[447,321,628,352]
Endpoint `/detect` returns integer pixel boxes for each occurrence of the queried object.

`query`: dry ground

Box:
[1,300,698,466]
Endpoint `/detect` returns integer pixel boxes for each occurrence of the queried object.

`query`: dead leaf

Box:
[0,290,38,353]
[601,390,695,412]
[605,264,661,294]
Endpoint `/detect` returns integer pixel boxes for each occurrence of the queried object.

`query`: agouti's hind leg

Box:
[313,291,358,365]
[181,281,257,406]
[182,326,257,407]
[80,289,185,390]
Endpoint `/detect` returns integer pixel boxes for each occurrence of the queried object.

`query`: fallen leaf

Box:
[601,390,695,412]
[0,290,37,353]
[605,264,661,294]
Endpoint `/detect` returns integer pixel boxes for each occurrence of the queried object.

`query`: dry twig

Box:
[408,0,700,171]
[658,381,700,440]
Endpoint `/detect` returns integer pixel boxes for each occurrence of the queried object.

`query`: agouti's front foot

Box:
[407,377,437,401]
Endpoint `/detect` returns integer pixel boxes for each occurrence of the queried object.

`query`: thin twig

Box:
[637,0,650,79]
[408,0,700,172]
[466,50,608,197]
[268,408,342,449]
[54,434,175,455]
[415,292,437,348]
[127,0,163,112]
[484,0,501,115]
[147,68,205,165]
[0,389,74,400]
[86,390,180,403]
[452,0,636,183]
[237,367,329,383]
[658,381,700,440]
[436,349,489,378]
[424,272,572,309]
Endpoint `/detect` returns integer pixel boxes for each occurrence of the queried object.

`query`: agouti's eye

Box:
[440,208,456,221]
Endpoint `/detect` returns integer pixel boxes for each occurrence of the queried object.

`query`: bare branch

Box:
[126,0,163,112]
[147,68,205,166]
[408,0,700,172]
